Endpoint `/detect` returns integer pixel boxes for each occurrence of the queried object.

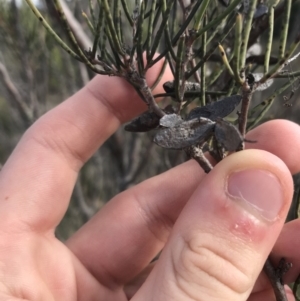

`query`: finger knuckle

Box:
[173,232,252,299]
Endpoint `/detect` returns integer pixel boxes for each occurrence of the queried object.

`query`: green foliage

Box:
[24,0,300,127]
[3,0,300,239]
[24,0,300,174]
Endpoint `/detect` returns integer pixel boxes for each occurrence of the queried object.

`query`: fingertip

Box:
[185,149,293,239]
[246,120,300,174]
[214,149,293,224]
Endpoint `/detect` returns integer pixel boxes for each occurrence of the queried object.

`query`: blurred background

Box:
[0,0,300,240]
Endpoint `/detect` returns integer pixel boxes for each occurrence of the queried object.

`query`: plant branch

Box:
[25,0,82,61]
[264,258,292,301]
[264,6,274,74]
[0,61,33,123]
[239,0,258,69]
[278,0,292,59]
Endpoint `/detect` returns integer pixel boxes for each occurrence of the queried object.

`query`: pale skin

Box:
[0,60,300,301]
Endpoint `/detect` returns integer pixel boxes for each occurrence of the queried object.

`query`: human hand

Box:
[0,59,300,301]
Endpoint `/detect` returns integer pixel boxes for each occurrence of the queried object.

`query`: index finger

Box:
[0,61,172,233]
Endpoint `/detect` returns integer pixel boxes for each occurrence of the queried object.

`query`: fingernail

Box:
[227,169,284,221]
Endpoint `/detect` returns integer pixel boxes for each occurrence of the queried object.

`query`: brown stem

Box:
[140,79,165,117]
[238,82,253,146]
[264,257,292,301]
[186,145,213,173]
[125,58,165,118]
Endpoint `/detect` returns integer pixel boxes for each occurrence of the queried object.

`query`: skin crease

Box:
[0,57,299,301]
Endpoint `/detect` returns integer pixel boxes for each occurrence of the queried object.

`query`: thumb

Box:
[133,149,293,301]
